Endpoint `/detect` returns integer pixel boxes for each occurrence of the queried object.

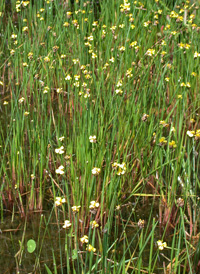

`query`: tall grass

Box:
[0,0,200,272]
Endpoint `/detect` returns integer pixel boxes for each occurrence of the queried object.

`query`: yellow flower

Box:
[159,120,169,127]
[112,162,126,175]
[44,56,50,62]
[59,136,65,141]
[116,162,126,175]
[72,205,81,213]
[119,46,125,52]
[92,167,101,175]
[195,130,200,139]
[63,220,71,228]
[187,130,195,137]
[11,33,17,39]
[55,197,66,206]
[92,52,97,59]
[10,49,15,55]
[28,52,33,60]
[80,235,88,243]
[43,86,49,94]
[146,49,155,56]
[186,82,191,88]
[157,240,167,250]
[65,75,71,81]
[18,97,25,103]
[89,201,100,209]
[56,88,63,94]
[56,165,65,175]
[159,137,167,145]
[55,146,65,154]
[89,135,97,143]
[22,26,28,32]
[63,22,70,27]
[115,89,123,95]
[87,244,96,252]
[169,140,177,148]
[194,51,200,58]
[90,220,99,229]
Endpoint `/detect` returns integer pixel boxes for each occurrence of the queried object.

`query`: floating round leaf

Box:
[27,239,36,253]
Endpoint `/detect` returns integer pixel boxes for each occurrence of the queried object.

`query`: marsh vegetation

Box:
[0,0,200,273]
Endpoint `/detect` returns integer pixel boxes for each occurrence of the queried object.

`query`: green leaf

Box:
[27,239,36,253]
[72,249,78,260]
[45,264,53,274]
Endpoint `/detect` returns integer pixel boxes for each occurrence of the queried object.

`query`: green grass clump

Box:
[0,0,200,273]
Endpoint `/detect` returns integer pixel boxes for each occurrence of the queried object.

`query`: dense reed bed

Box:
[0,0,200,273]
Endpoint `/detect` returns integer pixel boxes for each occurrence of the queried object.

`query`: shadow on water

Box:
[0,212,68,273]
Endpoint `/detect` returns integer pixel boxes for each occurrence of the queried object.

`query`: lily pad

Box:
[27,239,36,253]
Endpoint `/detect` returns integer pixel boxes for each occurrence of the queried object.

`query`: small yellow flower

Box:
[63,220,71,228]
[160,120,169,127]
[55,197,66,206]
[10,49,15,55]
[92,167,101,175]
[119,46,125,52]
[116,162,126,175]
[146,49,155,56]
[187,130,195,137]
[22,26,28,32]
[90,220,99,229]
[63,22,70,27]
[87,244,96,252]
[115,89,123,95]
[56,165,65,175]
[112,162,126,175]
[59,136,65,141]
[65,75,71,81]
[195,130,200,139]
[43,86,49,94]
[177,94,182,99]
[56,88,63,94]
[18,97,25,103]
[55,146,65,154]
[80,235,88,243]
[89,135,97,143]
[24,111,29,116]
[159,137,167,145]
[11,33,17,39]
[169,140,177,148]
[89,201,100,209]
[44,56,50,63]
[157,240,167,250]
[28,52,33,60]
[194,51,200,58]
[186,82,191,88]
[72,205,81,213]
[92,52,97,59]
